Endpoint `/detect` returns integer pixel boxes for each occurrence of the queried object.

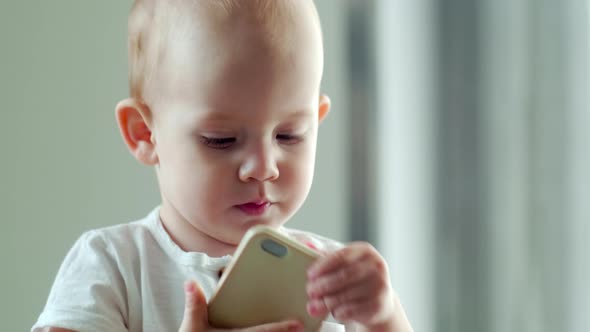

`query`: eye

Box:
[276,134,303,145]
[200,136,236,149]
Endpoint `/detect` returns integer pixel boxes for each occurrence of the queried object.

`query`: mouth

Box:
[235,201,272,216]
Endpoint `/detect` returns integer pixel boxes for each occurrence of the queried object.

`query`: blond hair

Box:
[127,0,321,103]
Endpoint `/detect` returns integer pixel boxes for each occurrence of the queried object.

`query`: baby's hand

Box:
[179,280,304,332]
[306,243,412,332]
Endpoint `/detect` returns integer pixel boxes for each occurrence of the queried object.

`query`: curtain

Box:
[370,0,589,331]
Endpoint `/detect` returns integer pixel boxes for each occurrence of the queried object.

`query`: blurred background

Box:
[1,1,588,331]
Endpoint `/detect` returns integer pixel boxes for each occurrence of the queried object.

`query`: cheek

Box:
[157,137,225,201]
[281,146,316,192]
[161,153,236,220]
[171,158,228,195]
[276,153,315,221]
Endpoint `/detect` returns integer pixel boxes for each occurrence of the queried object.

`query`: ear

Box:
[318,94,331,123]
[115,98,159,166]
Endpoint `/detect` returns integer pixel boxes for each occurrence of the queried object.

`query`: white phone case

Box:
[208,226,326,331]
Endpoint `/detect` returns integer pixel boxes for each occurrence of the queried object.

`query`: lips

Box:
[236,201,271,216]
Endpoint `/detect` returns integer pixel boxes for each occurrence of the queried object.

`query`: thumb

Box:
[179,280,209,332]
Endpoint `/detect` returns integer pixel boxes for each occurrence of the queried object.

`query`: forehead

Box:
[150,4,323,115]
[156,42,321,122]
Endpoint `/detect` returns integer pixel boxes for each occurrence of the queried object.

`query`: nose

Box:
[238,142,279,182]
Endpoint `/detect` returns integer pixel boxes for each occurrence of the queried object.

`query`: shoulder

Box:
[31,211,161,332]
[52,210,163,290]
[71,211,158,259]
[282,228,345,253]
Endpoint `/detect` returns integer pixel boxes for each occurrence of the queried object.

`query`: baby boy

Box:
[33,1,413,331]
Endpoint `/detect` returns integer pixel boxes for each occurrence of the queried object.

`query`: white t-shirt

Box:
[32,208,349,332]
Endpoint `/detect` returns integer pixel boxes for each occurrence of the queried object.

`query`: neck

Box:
[159,203,237,257]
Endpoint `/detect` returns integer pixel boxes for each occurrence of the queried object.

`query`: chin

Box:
[243,218,275,228]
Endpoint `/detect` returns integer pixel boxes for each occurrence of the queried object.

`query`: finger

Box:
[179,280,208,332]
[307,298,329,317]
[321,281,376,312]
[307,278,378,318]
[331,298,382,324]
[306,258,378,298]
[243,319,304,332]
[307,242,375,279]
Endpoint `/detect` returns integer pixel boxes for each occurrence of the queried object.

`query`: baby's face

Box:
[149,10,327,249]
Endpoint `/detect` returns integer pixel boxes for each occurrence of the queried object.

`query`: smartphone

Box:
[208,225,326,331]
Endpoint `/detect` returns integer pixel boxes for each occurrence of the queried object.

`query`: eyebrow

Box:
[196,112,237,123]
[197,108,315,123]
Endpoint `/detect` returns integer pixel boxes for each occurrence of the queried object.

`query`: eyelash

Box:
[199,137,236,149]
[276,134,303,145]
[200,134,303,149]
